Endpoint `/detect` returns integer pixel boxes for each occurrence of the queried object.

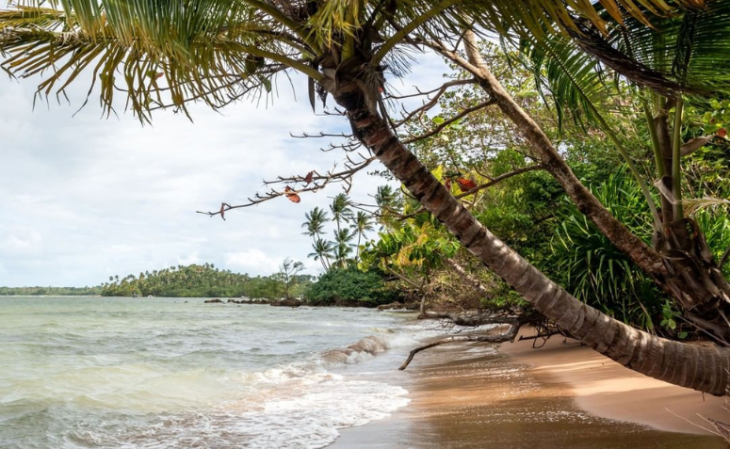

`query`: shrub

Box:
[304,268,401,306]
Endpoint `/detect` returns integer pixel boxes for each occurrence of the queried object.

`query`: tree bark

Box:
[332,86,730,395]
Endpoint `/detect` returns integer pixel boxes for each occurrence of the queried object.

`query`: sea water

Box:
[0,297,425,449]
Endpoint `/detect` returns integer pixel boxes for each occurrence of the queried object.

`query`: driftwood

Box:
[422,310,521,327]
[399,322,521,370]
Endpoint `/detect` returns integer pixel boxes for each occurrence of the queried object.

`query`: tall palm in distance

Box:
[302,207,328,240]
[332,228,355,269]
[351,211,374,260]
[308,238,334,271]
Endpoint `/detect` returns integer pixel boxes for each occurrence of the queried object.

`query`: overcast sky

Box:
[0,52,446,287]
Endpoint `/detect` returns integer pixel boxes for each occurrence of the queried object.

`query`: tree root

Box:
[398,322,521,370]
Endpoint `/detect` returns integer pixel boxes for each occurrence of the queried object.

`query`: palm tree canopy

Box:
[0,0,716,123]
[334,228,355,244]
[308,238,334,260]
[330,193,353,224]
[302,207,329,237]
[351,211,374,234]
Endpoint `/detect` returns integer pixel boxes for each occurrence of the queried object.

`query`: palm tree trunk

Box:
[334,89,730,396]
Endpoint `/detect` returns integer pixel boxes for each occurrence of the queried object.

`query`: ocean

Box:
[0,296,427,449]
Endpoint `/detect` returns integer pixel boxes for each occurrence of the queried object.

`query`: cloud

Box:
[0,53,451,287]
[226,250,283,274]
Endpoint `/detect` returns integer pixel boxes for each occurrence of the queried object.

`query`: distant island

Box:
[0,263,313,300]
[0,286,102,296]
[99,263,313,299]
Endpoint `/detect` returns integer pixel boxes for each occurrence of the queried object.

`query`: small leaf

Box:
[285,186,301,203]
[456,177,478,192]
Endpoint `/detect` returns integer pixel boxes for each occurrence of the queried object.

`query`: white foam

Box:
[64,332,413,449]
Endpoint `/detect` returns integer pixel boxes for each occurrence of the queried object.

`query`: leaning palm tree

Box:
[350,211,374,260]
[308,238,334,271]
[2,0,729,394]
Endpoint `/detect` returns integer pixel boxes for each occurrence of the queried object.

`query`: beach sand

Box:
[331,327,727,448]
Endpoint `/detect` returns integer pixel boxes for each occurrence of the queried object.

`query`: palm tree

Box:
[2,0,729,394]
[302,207,328,240]
[351,211,374,260]
[333,228,354,268]
[330,194,353,235]
[308,238,334,271]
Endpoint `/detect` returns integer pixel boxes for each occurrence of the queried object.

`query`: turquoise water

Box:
[0,297,414,448]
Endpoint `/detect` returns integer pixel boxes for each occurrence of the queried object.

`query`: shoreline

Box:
[500,327,727,435]
[330,325,726,448]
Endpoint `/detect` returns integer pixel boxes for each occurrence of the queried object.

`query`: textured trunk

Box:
[333,86,730,395]
[455,34,730,344]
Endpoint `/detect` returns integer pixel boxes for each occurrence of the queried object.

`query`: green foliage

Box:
[304,268,400,306]
[100,263,313,299]
[549,168,730,334]
[0,286,102,296]
[549,169,660,330]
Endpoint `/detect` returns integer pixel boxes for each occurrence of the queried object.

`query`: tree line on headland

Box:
[0,286,102,296]
[99,262,314,299]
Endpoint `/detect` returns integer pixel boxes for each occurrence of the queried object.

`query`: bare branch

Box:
[398,322,521,370]
[388,164,544,220]
[197,156,377,218]
[402,99,496,144]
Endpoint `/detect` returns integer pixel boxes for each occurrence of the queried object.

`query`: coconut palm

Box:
[308,238,334,271]
[329,193,353,234]
[2,0,729,394]
[350,211,374,260]
[332,228,355,268]
[302,207,329,240]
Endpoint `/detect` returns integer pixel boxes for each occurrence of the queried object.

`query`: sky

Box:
[0,52,447,287]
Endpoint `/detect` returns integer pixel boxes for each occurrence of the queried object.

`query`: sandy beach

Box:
[331,326,727,448]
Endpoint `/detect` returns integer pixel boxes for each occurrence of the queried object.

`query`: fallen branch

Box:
[422,310,520,327]
[399,322,521,370]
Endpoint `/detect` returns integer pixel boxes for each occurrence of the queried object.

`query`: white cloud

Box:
[226,249,283,274]
[0,51,451,287]
[177,252,202,266]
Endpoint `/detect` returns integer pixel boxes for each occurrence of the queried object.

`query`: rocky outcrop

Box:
[227,298,270,304]
[204,298,223,303]
[270,299,302,308]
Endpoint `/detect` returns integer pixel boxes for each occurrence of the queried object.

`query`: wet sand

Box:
[331,331,726,448]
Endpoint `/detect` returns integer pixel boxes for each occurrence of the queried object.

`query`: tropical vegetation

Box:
[0,286,102,296]
[100,262,312,298]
